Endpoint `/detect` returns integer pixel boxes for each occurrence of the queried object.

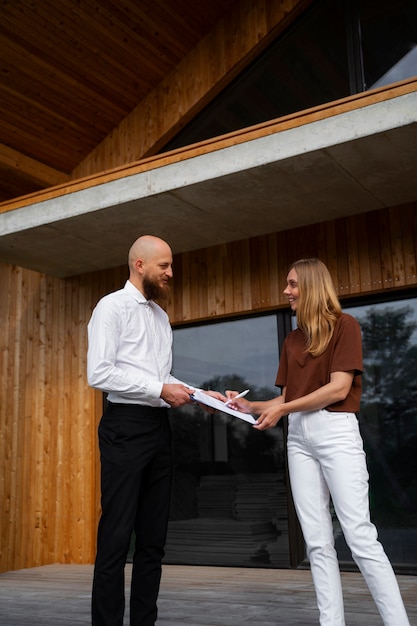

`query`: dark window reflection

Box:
[165,315,291,567]
[163,0,349,151]
[165,298,417,571]
[360,0,417,88]
[162,0,416,153]
[335,298,417,568]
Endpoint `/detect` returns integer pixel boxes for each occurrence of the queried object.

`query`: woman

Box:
[228,258,410,626]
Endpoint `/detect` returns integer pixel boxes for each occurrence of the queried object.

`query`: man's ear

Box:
[135,258,144,273]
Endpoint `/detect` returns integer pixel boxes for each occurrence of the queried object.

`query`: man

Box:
[87,235,224,626]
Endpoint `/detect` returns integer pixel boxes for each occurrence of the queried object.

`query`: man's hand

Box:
[196,389,227,413]
[161,383,194,408]
[202,389,227,402]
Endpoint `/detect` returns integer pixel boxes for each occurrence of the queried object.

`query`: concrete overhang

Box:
[0,85,416,278]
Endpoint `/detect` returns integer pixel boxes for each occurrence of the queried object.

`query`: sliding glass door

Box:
[167,314,291,568]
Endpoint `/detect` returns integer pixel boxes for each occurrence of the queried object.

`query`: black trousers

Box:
[92,402,172,626]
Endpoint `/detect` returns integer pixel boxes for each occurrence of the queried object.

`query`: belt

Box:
[106,401,169,417]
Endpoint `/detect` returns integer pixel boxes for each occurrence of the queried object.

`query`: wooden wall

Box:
[167,204,417,322]
[71,0,311,178]
[0,202,416,573]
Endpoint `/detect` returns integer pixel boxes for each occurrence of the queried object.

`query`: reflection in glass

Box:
[163,0,417,155]
[335,298,417,568]
[360,0,417,89]
[165,315,290,567]
[163,0,349,151]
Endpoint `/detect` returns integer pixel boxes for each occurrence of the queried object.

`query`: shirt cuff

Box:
[147,380,164,401]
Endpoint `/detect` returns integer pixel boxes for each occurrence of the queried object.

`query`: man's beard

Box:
[142,275,170,303]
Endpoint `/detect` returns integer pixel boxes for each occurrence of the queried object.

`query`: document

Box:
[191,389,257,424]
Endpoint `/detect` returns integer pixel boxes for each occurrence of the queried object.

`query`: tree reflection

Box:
[357,305,417,526]
[171,374,282,475]
[167,375,289,567]
[169,374,284,521]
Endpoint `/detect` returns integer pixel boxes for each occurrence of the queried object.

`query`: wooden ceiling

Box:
[0,0,238,203]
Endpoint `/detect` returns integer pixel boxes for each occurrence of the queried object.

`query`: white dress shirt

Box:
[87,280,184,407]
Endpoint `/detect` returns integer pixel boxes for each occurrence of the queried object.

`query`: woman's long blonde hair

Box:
[290,258,342,356]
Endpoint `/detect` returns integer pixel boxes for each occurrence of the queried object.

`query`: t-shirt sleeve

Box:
[331,314,363,375]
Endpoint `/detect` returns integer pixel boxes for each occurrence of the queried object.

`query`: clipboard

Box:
[190,389,257,425]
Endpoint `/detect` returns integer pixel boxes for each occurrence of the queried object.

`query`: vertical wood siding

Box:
[167,204,417,322]
[0,203,416,572]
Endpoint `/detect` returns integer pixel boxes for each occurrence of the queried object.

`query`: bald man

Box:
[88,235,224,626]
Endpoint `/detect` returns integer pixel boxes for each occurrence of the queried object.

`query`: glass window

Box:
[334,296,417,568]
[165,314,291,567]
[360,0,417,89]
[163,0,349,151]
[162,0,417,153]
[162,296,417,572]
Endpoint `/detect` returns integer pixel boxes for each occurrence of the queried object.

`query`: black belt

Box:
[107,401,168,417]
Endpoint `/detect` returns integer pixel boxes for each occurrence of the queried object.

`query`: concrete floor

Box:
[0,563,415,625]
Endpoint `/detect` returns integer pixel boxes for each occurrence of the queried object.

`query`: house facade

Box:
[0,0,416,574]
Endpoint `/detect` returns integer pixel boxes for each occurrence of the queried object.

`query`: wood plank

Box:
[18,270,35,569]
[0,35,126,118]
[309,221,327,266]
[179,251,191,322]
[366,210,384,292]
[354,212,372,294]
[8,267,22,571]
[275,230,290,307]
[267,233,280,307]
[258,235,272,309]
[223,243,235,315]
[334,219,350,297]
[345,215,361,294]
[229,240,244,313]
[0,119,86,174]
[401,203,417,287]
[213,243,226,317]
[249,237,262,310]
[0,143,70,187]
[187,251,201,322]
[195,249,209,320]
[388,206,406,287]
[171,255,184,323]
[205,246,218,318]
[239,238,252,313]
[324,219,338,291]
[378,207,394,290]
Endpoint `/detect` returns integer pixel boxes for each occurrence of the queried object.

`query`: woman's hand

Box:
[254,404,286,430]
[226,390,287,426]
[225,390,253,413]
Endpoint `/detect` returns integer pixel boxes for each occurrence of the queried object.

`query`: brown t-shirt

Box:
[275,313,363,412]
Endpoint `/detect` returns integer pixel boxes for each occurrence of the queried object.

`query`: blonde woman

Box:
[228,258,410,626]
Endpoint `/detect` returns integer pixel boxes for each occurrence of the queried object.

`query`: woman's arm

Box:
[225,390,286,418]
[253,370,354,430]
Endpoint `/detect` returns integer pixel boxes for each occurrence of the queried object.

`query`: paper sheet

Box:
[191,389,257,424]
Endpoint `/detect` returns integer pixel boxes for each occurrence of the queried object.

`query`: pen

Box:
[225,389,250,405]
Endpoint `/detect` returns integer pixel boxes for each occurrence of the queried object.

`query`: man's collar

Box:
[124,280,148,304]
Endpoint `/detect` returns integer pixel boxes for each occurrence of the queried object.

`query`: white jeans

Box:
[287,409,410,626]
